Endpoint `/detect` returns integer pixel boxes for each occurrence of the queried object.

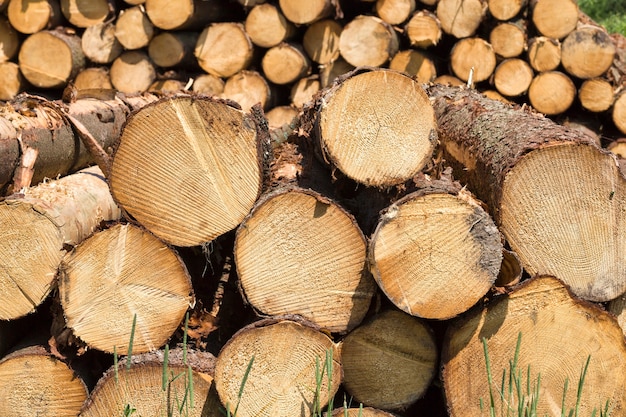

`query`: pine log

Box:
[109,51,156,94]
[608,138,626,159]
[0,166,121,320]
[74,67,113,91]
[331,408,396,417]
[339,15,399,68]
[0,346,88,416]
[278,0,337,25]
[405,10,442,49]
[389,49,437,82]
[222,70,273,112]
[261,42,311,85]
[427,83,626,302]
[561,26,616,80]
[215,318,342,417]
[526,36,561,72]
[244,3,295,48]
[109,95,267,247]
[191,73,225,95]
[450,37,496,83]
[493,58,534,97]
[442,276,626,417]
[434,74,465,86]
[375,0,416,25]
[7,0,63,34]
[306,68,436,187]
[489,21,526,58]
[148,32,198,69]
[319,57,354,88]
[81,21,123,65]
[0,15,18,62]
[578,78,615,113]
[488,0,527,21]
[18,28,85,89]
[530,0,578,39]
[149,79,187,94]
[614,91,626,136]
[234,187,375,333]
[494,248,522,289]
[290,75,321,108]
[265,105,299,130]
[194,22,254,78]
[0,62,26,101]
[528,70,575,115]
[60,0,113,28]
[114,5,154,50]
[481,89,513,104]
[436,0,487,38]
[80,349,220,417]
[369,175,502,320]
[303,19,343,65]
[341,309,437,411]
[144,0,240,31]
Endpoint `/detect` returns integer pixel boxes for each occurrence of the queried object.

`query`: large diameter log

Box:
[234,187,375,333]
[531,0,578,39]
[442,276,626,417]
[561,26,616,80]
[215,318,342,417]
[0,166,121,320]
[341,309,437,411]
[0,346,88,416]
[369,178,502,320]
[308,68,437,187]
[109,95,266,247]
[427,83,626,302]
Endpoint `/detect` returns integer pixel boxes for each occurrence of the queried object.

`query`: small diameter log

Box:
[319,57,354,88]
[436,0,487,39]
[60,0,113,28]
[74,67,113,90]
[222,70,273,112]
[109,95,266,247]
[261,42,311,85]
[489,21,526,58]
[0,62,26,101]
[109,51,156,93]
[194,22,254,78]
[0,346,87,416]
[369,177,502,320]
[493,58,534,97]
[614,91,626,135]
[450,37,496,83]
[427,83,626,301]
[488,0,527,20]
[0,15,18,62]
[608,138,626,159]
[494,248,522,289]
[81,21,123,65]
[0,166,121,320]
[375,0,416,25]
[339,15,399,68]
[145,0,239,31]
[332,408,395,417]
[405,10,442,49]
[303,19,343,65]
[278,0,336,25]
[561,26,616,80]
[389,49,437,82]
[578,78,615,113]
[531,0,578,39]
[7,0,62,34]
[443,276,626,417]
[18,29,85,89]
[215,318,342,417]
[245,3,295,48]
[528,70,575,115]
[114,5,154,50]
[192,73,225,95]
[481,89,513,104]
[234,187,375,333]
[148,32,199,69]
[80,349,219,417]
[149,79,187,94]
[434,74,465,86]
[309,68,436,187]
[527,36,561,72]
[341,310,437,411]
[266,105,298,130]
[290,75,320,108]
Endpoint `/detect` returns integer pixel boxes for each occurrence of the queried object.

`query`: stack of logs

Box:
[1,1,626,417]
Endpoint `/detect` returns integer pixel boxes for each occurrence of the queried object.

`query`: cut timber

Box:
[18,29,85,89]
[561,26,616,79]
[614,92,626,135]
[109,95,265,247]
[114,5,154,50]
[149,79,186,94]
[81,22,123,65]
[145,0,239,30]
[405,10,442,49]
[0,15,19,62]
[389,49,437,82]
[262,42,311,85]
[527,36,561,72]
[148,32,198,69]
[434,74,464,86]
[332,408,395,417]
[310,68,437,187]
[341,309,437,411]
[531,0,578,39]
[234,187,375,333]
[266,105,299,130]
[80,349,220,417]
[194,23,254,78]
[609,139,626,159]
[245,3,295,48]
[192,73,225,95]
[442,276,626,417]
[7,0,62,34]
[0,62,25,101]
[0,166,121,320]
[60,0,113,28]
[528,70,575,115]
[58,223,193,354]
[488,0,527,20]
[303,19,343,65]
[369,176,502,320]
[215,318,342,417]
[74,67,113,90]
[493,58,534,97]
[489,21,526,58]
[339,15,399,67]
[278,0,335,24]
[375,0,416,25]
[436,0,486,39]
[450,37,496,83]
[0,346,87,416]
[427,83,626,301]
[319,57,354,88]
[578,78,615,113]
[109,51,156,93]
[222,70,273,112]
[290,75,320,108]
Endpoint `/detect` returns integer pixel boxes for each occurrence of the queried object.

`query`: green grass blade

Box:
[233,356,254,417]
[561,378,570,417]
[574,355,591,417]
[114,345,119,384]
[162,344,169,392]
[481,337,497,417]
[127,313,137,370]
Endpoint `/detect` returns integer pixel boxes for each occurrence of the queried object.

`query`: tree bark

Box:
[427,83,626,302]
[442,276,626,417]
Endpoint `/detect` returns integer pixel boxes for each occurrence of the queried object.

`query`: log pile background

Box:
[1,0,626,416]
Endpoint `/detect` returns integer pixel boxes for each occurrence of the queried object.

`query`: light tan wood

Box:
[290,75,320,108]
[261,42,311,85]
[235,188,374,333]
[482,89,513,104]
[436,0,486,38]
[488,0,526,20]
[614,91,626,135]
[123,0,146,4]
[319,57,354,87]
[149,79,187,93]
[339,15,399,67]
[0,15,18,62]
[579,78,615,113]
[60,0,112,28]
[561,26,616,79]
[145,0,235,30]
[389,49,437,82]
[7,0,62,34]
[18,29,85,89]
[303,19,343,65]
[443,276,626,417]
[222,70,272,112]
[434,74,464,86]
[191,73,225,95]
[110,50,156,93]
[194,22,254,78]
[109,95,265,247]
[245,3,295,48]
[74,67,113,90]
[278,0,335,24]
[405,10,442,49]
[375,0,416,25]
[114,5,154,50]
[608,138,626,159]
[528,70,575,115]
[493,58,534,97]
[341,310,437,410]
[450,37,496,83]
[266,105,299,130]
[81,21,123,65]
[527,36,561,72]
[215,319,342,417]
[531,0,578,39]
[148,32,198,68]
[489,21,526,58]
[0,62,25,101]
[331,408,396,417]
